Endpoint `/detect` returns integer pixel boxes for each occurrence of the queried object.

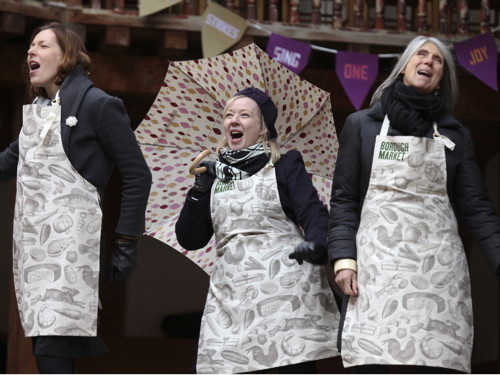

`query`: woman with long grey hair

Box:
[327,35,500,373]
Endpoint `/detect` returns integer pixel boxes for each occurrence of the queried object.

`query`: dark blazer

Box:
[175,150,329,251]
[327,102,500,275]
[0,68,152,237]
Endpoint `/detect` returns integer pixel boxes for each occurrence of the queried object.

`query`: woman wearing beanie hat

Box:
[176,87,341,374]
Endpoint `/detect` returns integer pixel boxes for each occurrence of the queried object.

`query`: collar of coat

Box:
[59,67,94,124]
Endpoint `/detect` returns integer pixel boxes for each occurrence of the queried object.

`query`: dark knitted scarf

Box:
[381,79,446,136]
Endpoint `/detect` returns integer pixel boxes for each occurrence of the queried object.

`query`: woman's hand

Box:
[193,161,216,192]
[335,269,358,296]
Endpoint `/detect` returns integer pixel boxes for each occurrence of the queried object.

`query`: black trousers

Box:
[35,355,75,374]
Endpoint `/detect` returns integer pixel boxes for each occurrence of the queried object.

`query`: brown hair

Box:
[27,22,91,98]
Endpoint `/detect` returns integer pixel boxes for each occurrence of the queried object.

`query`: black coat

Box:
[0,68,152,237]
[327,102,500,275]
[176,150,328,251]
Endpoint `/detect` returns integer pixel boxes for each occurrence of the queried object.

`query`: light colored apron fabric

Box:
[196,163,340,374]
[13,96,103,337]
[340,116,472,373]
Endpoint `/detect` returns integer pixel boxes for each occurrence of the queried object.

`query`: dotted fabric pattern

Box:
[135,43,339,275]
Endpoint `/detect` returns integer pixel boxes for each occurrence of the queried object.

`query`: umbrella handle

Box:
[189,149,211,175]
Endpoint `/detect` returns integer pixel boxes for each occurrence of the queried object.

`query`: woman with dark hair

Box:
[176,87,341,374]
[0,22,152,373]
[328,35,500,373]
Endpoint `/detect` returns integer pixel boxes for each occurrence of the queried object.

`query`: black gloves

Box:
[109,239,138,280]
[289,242,328,265]
[193,161,216,193]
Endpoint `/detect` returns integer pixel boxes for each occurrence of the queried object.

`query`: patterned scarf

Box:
[216,143,271,181]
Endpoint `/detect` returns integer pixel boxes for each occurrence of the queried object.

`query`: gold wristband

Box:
[334,259,357,275]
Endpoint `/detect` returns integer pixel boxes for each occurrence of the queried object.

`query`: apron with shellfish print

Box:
[13,95,103,337]
[341,116,473,373]
[196,162,340,374]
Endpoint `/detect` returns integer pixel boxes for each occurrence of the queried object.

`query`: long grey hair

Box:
[370,36,459,112]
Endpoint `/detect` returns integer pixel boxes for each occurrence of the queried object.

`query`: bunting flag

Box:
[454,32,498,91]
[266,33,312,74]
[335,51,379,110]
[201,2,248,58]
[138,0,182,16]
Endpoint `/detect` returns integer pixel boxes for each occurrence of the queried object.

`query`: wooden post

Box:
[375,0,385,29]
[246,0,256,20]
[332,0,343,28]
[114,0,124,12]
[457,0,469,34]
[157,30,188,57]
[312,0,322,25]
[479,0,490,33]
[183,0,192,15]
[269,0,279,22]
[417,0,428,32]
[0,13,25,39]
[397,0,407,31]
[226,0,235,12]
[353,0,364,27]
[439,0,448,33]
[100,25,130,53]
[289,0,300,24]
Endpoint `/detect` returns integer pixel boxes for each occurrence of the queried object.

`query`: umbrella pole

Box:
[189,149,211,175]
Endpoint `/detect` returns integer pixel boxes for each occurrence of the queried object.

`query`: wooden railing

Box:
[1,0,498,39]
[78,0,497,35]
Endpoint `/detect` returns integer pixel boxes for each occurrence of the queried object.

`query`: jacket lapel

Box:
[60,68,93,150]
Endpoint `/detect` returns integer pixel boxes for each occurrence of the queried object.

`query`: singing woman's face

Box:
[27,29,63,99]
[402,42,444,93]
[224,97,266,151]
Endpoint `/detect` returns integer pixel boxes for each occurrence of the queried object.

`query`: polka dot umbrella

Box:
[134,43,339,275]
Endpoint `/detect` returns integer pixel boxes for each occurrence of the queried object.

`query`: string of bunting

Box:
[200,2,498,110]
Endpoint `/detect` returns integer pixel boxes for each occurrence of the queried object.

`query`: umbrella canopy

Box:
[135,43,339,275]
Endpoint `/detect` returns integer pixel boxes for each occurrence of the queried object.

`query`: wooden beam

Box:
[100,25,130,53]
[63,22,87,43]
[0,12,25,40]
[157,29,188,57]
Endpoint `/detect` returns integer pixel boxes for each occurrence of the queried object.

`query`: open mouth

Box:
[29,61,40,72]
[230,131,243,139]
[417,70,431,77]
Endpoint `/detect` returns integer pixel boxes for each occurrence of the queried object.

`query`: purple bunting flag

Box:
[266,33,312,74]
[336,51,379,110]
[454,32,498,91]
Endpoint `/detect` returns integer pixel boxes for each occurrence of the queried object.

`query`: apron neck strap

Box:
[381,115,390,135]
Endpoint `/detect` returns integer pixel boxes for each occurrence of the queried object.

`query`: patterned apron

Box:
[13,95,103,337]
[340,116,473,373]
[196,162,340,374]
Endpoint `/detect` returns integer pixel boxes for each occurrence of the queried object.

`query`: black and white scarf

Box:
[216,143,271,181]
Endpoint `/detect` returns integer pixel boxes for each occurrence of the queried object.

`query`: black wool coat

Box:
[327,102,500,276]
